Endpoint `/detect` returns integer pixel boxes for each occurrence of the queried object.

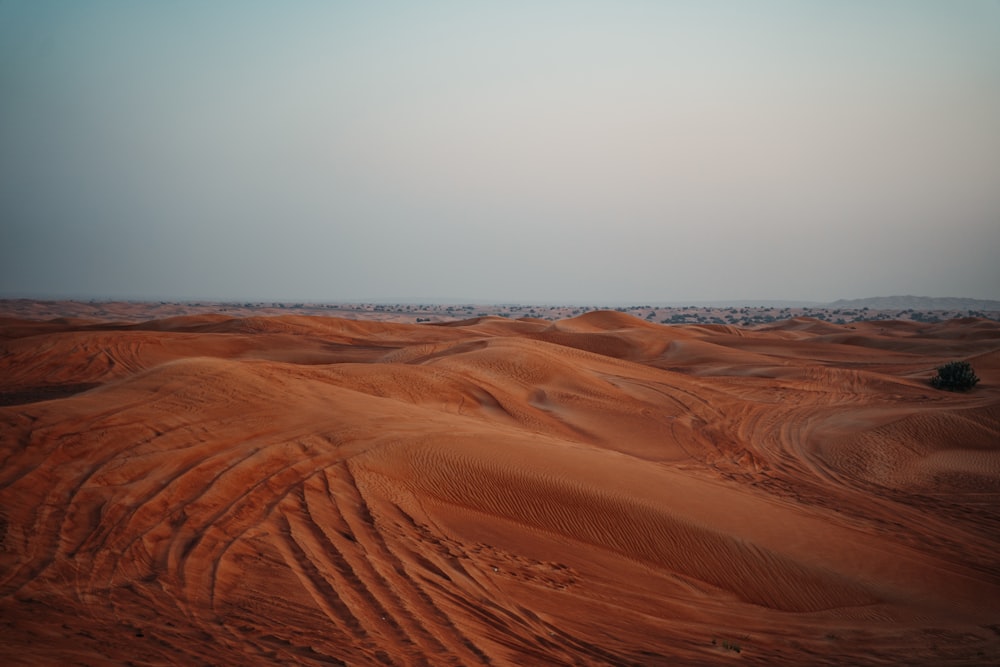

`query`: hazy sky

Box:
[2,1,999,303]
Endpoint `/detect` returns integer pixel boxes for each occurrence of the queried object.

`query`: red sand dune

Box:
[2,312,999,665]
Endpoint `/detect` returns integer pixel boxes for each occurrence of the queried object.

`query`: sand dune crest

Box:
[2,312,999,664]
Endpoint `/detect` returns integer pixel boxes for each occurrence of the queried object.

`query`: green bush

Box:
[930,361,979,392]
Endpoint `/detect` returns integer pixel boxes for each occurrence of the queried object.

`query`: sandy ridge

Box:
[1,312,999,664]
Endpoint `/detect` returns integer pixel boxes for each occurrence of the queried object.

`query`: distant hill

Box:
[826,296,1000,311]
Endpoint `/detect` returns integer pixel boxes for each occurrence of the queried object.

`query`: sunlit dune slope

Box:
[2,312,999,665]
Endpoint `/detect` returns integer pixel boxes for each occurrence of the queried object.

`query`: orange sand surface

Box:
[2,312,999,665]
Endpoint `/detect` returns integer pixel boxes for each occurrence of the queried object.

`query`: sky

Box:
[1,1,999,304]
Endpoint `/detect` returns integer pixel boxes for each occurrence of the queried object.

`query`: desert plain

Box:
[1,304,999,665]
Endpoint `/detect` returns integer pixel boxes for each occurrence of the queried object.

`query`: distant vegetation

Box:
[2,298,999,327]
[931,361,980,392]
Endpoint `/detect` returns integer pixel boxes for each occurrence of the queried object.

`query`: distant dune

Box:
[2,312,999,665]
[826,295,1000,311]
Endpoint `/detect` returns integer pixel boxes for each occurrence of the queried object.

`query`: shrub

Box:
[930,361,979,392]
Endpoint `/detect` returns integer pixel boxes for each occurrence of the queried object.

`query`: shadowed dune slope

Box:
[2,313,1000,665]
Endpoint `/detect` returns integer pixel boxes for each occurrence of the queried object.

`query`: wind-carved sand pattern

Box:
[1,311,999,665]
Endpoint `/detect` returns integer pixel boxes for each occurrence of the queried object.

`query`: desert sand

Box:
[1,310,999,665]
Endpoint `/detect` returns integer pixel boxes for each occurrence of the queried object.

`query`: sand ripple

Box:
[2,313,1000,665]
